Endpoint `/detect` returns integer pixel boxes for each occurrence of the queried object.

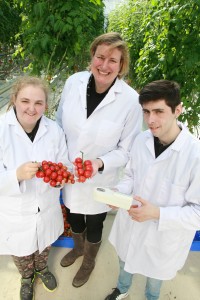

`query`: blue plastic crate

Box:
[190,231,200,251]
[52,190,74,248]
[52,236,74,248]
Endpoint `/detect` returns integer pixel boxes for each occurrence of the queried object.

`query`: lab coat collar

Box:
[145,123,191,158]
[78,72,122,113]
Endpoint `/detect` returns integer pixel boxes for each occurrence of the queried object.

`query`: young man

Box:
[105,80,200,300]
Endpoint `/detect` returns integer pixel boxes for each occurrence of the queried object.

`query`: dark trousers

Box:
[12,246,50,279]
[66,207,107,243]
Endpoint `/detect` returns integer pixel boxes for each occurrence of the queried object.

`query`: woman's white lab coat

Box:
[56,71,142,214]
[0,108,70,256]
[109,125,200,280]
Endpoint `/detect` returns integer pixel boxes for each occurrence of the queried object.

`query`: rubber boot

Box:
[60,230,86,267]
[72,240,101,288]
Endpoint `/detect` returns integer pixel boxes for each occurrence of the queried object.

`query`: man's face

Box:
[142,99,182,144]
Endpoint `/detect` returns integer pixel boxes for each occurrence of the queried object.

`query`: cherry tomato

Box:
[77,162,83,169]
[78,169,84,175]
[85,165,93,171]
[75,157,83,164]
[37,171,44,178]
[84,160,92,166]
[57,175,63,183]
[45,168,52,176]
[51,172,58,180]
[50,180,57,187]
[84,170,92,178]
[43,176,50,183]
[78,175,86,183]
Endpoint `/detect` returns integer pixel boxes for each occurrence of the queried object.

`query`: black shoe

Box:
[105,288,129,300]
[35,267,57,292]
[20,275,35,300]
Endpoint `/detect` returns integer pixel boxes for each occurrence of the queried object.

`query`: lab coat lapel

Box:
[93,78,122,113]
[79,74,89,113]
[33,116,48,143]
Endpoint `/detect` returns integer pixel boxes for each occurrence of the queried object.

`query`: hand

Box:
[90,159,103,177]
[128,196,160,222]
[16,162,41,182]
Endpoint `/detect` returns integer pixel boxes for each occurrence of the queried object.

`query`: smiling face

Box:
[90,43,122,93]
[14,85,47,132]
[142,99,182,144]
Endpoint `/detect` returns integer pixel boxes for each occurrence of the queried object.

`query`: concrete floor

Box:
[1,214,200,300]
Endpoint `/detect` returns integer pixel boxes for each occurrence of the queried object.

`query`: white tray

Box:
[93,187,132,210]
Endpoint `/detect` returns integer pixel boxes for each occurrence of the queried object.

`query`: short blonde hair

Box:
[90,32,129,79]
[7,76,49,110]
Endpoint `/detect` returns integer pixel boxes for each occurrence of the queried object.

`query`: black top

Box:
[14,107,41,142]
[154,136,174,158]
[25,119,41,142]
[86,74,116,118]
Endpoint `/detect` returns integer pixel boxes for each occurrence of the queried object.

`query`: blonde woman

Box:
[0,76,70,300]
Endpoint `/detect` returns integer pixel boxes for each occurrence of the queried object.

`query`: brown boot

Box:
[72,240,101,288]
[60,230,86,267]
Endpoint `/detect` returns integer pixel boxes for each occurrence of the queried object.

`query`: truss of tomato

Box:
[73,151,93,183]
[36,160,75,186]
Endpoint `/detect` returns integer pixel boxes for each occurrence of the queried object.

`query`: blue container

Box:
[190,231,200,251]
[52,190,74,248]
[52,236,74,248]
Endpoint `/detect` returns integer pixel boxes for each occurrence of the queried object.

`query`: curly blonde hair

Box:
[7,76,49,111]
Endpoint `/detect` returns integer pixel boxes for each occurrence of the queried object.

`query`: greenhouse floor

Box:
[1,213,200,300]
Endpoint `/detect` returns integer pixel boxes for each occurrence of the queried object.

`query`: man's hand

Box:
[128,195,160,222]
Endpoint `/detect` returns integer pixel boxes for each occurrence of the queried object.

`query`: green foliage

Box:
[108,0,200,131]
[14,0,104,78]
[0,0,22,45]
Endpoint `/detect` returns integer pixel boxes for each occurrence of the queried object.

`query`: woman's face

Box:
[14,85,47,132]
[91,43,122,93]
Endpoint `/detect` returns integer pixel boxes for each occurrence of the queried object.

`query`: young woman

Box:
[56,32,143,288]
[0,76,70,300]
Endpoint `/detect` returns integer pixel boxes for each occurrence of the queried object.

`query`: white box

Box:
[93,187,133,210]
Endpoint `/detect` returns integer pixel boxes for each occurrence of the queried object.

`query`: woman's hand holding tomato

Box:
[17,161,41,182]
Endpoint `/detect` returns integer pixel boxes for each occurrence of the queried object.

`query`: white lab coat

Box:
[0,108,70,256]
[56,71,143,214]
[109,124,200,280]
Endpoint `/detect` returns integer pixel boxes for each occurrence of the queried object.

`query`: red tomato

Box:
[84,170,92,178]
[84,160,92,166]
[78,175,86,183]
[85,165,93,171]
[62,171,69,178]
[57,169,63,175]
[58,162,63,168]
[42,164,49,171]
[42,160,48,166]
[45,169,52,176]
[51,172,58,180]
[43,176,50,183]
[75,157,83,164]
[78,169,84,175]
[37,171,44,178]
[57,175,63,183]
[50,180,57,187]
[77,162,83,169]
[36,171,41,178]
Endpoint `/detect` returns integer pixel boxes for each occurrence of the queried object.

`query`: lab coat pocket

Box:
[95,120,122,148]
[158,179,187,206]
